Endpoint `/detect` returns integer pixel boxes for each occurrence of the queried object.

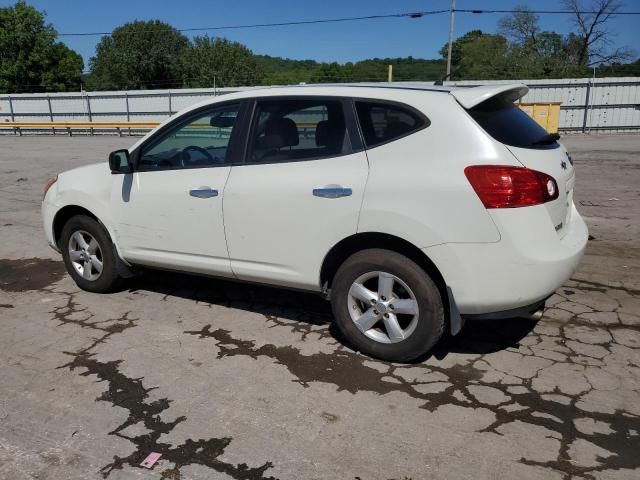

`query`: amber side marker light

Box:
[43,175,58,200]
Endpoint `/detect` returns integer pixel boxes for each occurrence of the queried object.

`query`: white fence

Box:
[1,77,639,133]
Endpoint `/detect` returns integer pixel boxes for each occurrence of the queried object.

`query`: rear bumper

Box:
[424,202,588,315]
[462,298,547,321]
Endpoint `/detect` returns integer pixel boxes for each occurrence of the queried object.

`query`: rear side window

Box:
[355,101,427,148]
[249,99,347,163]
[468,97,557,149]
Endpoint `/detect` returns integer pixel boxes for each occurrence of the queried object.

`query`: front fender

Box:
[47,162,124,258]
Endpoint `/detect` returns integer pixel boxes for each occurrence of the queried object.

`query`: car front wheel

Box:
[331,249,445,362]
[60,214,123,293]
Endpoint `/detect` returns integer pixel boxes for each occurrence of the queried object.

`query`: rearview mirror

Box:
[109,149,132,174]
[210,114,236,128]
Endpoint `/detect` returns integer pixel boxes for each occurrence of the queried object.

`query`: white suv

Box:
[42,84,588,361]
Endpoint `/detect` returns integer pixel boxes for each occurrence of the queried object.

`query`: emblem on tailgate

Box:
[566,151,574,166]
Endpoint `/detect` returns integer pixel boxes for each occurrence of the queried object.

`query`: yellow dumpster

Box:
[518,102,561,134]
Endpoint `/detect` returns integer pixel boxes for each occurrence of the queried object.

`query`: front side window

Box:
[139,103,240,170]
[355,101,427,148]
[249,99,347,163]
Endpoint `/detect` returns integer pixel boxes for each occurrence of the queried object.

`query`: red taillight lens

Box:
[464,165,558,209]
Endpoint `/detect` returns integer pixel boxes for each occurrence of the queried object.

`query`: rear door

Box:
[466,95,574,236]
[223,96,369,290]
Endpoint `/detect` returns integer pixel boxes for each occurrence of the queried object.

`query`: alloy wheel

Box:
[347,271,419,344]
[68,230,103,281]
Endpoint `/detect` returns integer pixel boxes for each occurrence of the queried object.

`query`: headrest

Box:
[258,117,299,149]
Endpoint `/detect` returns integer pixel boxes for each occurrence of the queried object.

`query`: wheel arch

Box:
[53,205,101,248]
[53,204,133,277]
[320,232,448,300]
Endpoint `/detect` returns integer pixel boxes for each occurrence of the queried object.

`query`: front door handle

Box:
[190,186,218,198]
[312,186,353,199]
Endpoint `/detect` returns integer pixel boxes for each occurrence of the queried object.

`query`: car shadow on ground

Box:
[128,268,538,362]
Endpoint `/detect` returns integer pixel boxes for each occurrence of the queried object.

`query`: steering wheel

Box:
[180,145,214,167]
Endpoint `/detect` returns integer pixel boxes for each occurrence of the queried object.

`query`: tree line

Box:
[0,0,637,94]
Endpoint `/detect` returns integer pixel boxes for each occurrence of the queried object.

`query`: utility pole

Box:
[446,0,456,81]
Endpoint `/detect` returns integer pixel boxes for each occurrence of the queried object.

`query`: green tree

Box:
[440,31,511,79]
[254,55,318,85]
[351,57,445,82]
[87,20,189,90]
[183,36,262,88]
[498,2,634,78]
[0,1,83,93]
[458,34,511,79]
[499,6,585,77]
[310,62,345,83]
[441,2,635,80]
[439,30,488,78]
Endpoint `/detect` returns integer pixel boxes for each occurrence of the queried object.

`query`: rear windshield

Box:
[468,97,558,149]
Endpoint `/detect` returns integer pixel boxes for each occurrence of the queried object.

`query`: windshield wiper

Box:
[531,132,560,146]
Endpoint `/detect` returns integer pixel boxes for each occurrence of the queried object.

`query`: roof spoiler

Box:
[450,84,529,109]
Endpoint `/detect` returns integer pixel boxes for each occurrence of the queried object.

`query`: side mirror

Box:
[109,149,132,173]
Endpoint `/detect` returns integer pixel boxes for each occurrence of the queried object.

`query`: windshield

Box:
[468,97,558,149]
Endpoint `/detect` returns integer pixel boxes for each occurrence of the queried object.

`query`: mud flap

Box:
[113,245,135,278]
[447,287,465,336]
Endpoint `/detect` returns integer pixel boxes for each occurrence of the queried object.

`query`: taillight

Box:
[464,165,558,209]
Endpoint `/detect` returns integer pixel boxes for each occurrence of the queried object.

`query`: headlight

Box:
[43,175,58,200]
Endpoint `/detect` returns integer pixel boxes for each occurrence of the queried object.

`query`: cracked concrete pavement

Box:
[0,134,639,479]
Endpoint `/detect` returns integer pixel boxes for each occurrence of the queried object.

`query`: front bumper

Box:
[42,199,60,252]
[424,202,588,315]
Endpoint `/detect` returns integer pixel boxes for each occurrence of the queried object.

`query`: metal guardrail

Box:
[0,120,323,136]
[0,121,160,136]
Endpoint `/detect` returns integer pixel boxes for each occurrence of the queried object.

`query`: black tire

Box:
[330,249,445,362]
[60,214,123,293]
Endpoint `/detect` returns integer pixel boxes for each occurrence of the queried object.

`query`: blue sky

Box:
[4,0,639,67]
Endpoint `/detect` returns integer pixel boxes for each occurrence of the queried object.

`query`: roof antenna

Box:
[434,74,449,86]
[435,67,457,86]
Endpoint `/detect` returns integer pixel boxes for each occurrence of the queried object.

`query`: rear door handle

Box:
[189,186,218,198]
[312,186,352,199]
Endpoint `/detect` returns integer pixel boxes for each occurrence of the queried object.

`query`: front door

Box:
[223,97,369,290]
[111,102,244,276]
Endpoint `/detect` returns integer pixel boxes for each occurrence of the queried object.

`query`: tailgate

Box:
[457,84,575,237]
[507,144,575,237]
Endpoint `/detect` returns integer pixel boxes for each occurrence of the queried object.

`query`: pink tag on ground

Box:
[140,452,162,468]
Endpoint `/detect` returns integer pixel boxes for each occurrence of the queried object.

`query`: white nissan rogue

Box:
[42,84,588,361]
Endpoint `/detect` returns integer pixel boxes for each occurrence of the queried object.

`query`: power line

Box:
[57,10,449,37]
[57,8,640,37]
[457,9,640,15]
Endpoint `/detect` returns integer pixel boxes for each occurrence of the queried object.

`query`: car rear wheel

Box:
[60,215,123,293]
[331,249,445,362]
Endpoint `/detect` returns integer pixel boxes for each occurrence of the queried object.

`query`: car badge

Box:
[560,160,567,170]
[566,152,574,166]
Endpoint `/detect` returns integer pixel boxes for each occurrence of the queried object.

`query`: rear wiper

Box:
[531,132,560,146]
